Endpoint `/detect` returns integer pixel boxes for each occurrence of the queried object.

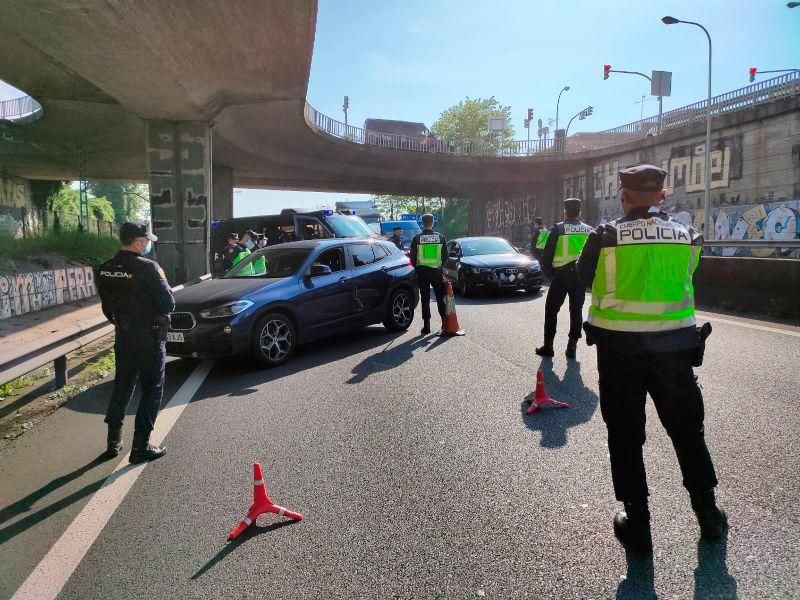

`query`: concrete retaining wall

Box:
[0,266,96,320]
[695,256,800,321]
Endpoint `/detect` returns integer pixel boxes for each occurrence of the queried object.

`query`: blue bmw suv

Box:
[166,239,419,366]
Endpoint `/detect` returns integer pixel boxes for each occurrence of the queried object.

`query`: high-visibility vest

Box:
[588,216,701,332]
[232,248,254,275]
[417,233,443,268]
[535,228,549,250]
[252,255,266,275]
[552,222,593,268]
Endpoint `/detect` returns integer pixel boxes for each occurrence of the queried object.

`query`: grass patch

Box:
[0,369,50,399]
[0,230,119,268]
[86,349,115,379]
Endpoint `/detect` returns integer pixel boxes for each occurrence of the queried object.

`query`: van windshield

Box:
[326,215,375,238]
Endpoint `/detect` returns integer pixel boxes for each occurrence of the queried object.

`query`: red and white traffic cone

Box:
[438,280,465,336]
[524,370,569,415]
[228,463,303,541]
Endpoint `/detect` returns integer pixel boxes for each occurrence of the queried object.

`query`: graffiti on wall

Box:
[661,135,743,196]
[484,193,548,243]
[0,266,96,319]
[0,175,31,237]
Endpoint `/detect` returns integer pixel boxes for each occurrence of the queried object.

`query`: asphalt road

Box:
[1,289,799,599]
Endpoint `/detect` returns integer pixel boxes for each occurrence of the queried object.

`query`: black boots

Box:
[535,336,555,357]
[565,338,578,359]
[421,318,431,335]
[691,490,728,539]
[106,425,124,458]
[129,431,166,464]
[614,502,653,553]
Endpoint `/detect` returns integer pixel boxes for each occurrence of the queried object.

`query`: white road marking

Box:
[12,360,215,600]
[696,313,800,338]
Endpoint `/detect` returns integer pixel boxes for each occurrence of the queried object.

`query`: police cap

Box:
[563,198,582,210]
[227,231,239,240]
[617,164,667,192]
[119,221,157,242]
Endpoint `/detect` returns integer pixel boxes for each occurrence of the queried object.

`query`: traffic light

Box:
[537,118,543,129]
[749,67,757,83]
[586,105,593,116]
[343,95,349,110]
[604,65,612,80]
[524,118,530,129]
[527,108,534,121]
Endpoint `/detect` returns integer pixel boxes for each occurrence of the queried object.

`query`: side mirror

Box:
[309,264,332,277]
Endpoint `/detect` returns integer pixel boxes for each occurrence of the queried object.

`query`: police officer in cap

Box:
[577,164,726,552]
[221,232,241,272]
[389,226,404,250]
[96,222,175,463]
[410,214,447,335]
[531,216,548,262]
[536,198,593,359]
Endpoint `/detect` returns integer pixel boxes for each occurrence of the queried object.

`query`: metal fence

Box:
[305,72,799,158]
[0,95,44,124]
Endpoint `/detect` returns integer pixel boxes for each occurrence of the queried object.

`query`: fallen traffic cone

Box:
[524,370,569,415]
[437,280,465,336]
[228,462,303,541]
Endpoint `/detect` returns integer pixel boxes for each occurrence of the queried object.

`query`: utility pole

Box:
[342,96,349,126]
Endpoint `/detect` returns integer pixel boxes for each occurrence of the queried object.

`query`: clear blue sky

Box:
[2,1,798,216]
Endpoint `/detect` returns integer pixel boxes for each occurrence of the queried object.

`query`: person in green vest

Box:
[409,214,447,335]
[531,217,549,262]
[577,164,725,553]
[231,230,257,276]
[222,232,245,272]
[252,234,267,275]
[535,198,593,359]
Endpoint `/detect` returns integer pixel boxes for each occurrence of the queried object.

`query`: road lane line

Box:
[696,313,800,338]
[12,360,214,600]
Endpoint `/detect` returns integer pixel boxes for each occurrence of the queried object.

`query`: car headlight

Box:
[467,265,488,273]
[529,260,541,270]
[199,300,254,319]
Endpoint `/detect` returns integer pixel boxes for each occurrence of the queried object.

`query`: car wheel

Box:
[383,288,414,331]
[459,272,473,298]
[252,312,296,367]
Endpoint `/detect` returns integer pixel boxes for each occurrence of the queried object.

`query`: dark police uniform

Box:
[409,226,447,332]
[576,164,725,551]
[537,199,592,358]
[389,232,404,250]
[96,223,174,462]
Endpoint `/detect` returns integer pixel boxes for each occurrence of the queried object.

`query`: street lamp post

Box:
[663,16,712,239]
[554,86,570,132]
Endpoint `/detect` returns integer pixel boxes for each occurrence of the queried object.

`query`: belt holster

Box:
[692,322,712,367]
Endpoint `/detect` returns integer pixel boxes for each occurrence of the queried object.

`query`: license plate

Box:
[166,332,184,343]
[506,268,518,274]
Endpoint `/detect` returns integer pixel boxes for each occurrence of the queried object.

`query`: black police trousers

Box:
[544,264,585,341]
[597,347,718,504]
[416,266,446,321]
[105,327,166,434]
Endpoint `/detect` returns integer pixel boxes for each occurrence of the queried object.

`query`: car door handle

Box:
[338,276,350,284]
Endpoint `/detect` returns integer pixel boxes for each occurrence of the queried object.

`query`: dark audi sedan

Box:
[166,239,418,366]
[443,236,543,297]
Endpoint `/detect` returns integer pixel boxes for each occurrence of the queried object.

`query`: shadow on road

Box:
[453,289,542,306]
[520,358,599,448]
[616,549,657,599]
[191,519,298,580]
[0,455,112,545]
[347,334,433,384]
[694,532,737,599]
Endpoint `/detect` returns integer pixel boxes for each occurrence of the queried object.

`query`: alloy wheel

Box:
[392,291,413,327]
[259,318,293,362]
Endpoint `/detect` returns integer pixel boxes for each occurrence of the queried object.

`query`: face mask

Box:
[142,240,152,256]
[245,240,255,250]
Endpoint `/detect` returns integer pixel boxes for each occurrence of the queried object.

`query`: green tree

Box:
[87,181,149,224]
[370,195,446,220]
[89,196,115,222]
[431,96,515,155]
[48,184,115,222]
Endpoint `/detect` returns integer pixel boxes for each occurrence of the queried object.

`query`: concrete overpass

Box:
[0,1,798,283]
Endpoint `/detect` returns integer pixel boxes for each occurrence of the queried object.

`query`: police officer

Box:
[96,222,175,464]
[222,232,243,271]
[410,214,447,335]
[577,165,726,552]
[389,226,404,250]
[536,198,593,359]
[531,217,548,262]
[252,234,267,275]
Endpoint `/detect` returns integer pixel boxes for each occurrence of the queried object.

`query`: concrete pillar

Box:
[212,166,233,221]
[146,121,211,285]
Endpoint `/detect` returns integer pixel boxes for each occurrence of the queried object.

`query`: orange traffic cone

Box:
[438,280,465,336]
[228,463,303,541]
[524,370,569,415]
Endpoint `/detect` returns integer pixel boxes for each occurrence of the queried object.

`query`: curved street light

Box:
[662,16,713,238]
[554,86,570,132]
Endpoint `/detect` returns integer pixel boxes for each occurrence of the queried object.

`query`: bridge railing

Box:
[305,72,799,157]
[0,95,44,124]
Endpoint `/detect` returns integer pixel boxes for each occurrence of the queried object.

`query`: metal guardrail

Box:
[703,239,800,248]
[0,274,211,390]
[0,95,44,124]
[305,72,799,157]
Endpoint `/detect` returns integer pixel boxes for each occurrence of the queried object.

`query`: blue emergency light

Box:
[323,209,333,216]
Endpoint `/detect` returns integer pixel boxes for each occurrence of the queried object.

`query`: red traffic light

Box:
[603,65,612,80]
[749,67,757,82]
[527,108,533,120]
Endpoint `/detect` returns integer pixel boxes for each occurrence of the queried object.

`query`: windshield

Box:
[461,238,517,257]
[381,222,421,243]
[326,214,375,238]
[223,247,312,278]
